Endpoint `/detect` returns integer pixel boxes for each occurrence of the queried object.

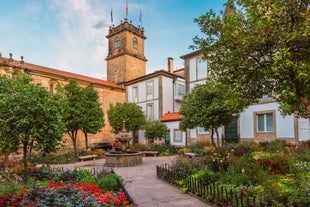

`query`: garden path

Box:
[52,156,213,207]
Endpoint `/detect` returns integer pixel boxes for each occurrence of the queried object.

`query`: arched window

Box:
[114,36,120,48]
[132,37,138,48]
[48,80,57,94]
[49,83,54,93]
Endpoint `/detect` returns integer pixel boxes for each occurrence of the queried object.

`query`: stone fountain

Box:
[105,121,142,167]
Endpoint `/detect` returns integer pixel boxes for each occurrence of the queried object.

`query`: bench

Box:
[141,151,159,157]
[78,155,98,162]
[184,152,197,158]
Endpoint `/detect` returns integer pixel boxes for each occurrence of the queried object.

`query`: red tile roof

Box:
[161,112,183,122]
[3,57,124,90]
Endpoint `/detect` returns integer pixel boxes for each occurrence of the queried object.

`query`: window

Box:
[132,87,138,103]
[197,58,207,79]
[189,58,196,81]
[198,127,209,134]
[132,37,138,48]
[257,113,274,132]
[190,128,196,138]
[146,81,153,96]
[175,83,185,99]
[146,103,154,120]
[114,36,120,48]
[49,83,54,93]
[174,130,182,141]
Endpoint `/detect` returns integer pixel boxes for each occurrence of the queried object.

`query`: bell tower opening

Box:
[106,18,147,84]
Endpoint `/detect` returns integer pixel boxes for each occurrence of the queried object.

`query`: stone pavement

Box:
[52,156,213,207]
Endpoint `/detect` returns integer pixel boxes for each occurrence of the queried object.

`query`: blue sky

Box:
[0,0,228,79]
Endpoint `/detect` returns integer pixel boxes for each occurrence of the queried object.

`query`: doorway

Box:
[224,119,239,143]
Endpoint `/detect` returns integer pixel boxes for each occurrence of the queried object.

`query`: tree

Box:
[107,103,146,143]
[0,75,19,168]
[179,82,238,146]
[192,0,310,119]
[59,80,104,156]
[80,86,105,149]
[0,73,65,168]
[59,80,83,158]
[144,120,168,145]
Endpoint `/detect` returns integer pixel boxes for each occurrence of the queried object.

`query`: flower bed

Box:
[157,141,310,207]
[0,166,138,207]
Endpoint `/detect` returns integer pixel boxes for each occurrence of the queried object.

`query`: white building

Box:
[181,49,309,144]
[124,61,185,145]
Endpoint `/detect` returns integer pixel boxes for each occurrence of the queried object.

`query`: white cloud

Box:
[49,0,112,79]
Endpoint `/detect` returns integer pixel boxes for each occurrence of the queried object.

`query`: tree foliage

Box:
[80,86,105,149]
[0,73,65,168]
[59,80,104,156]
[107,103,146,133]
[192,0,310,119]
[179,81,238,146]
[144,120,168,141]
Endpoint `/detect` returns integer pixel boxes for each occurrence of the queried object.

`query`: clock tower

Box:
[106,18,147,84]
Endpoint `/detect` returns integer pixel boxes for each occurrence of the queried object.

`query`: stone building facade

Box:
[0,53,126,150]
[106,18,147,84]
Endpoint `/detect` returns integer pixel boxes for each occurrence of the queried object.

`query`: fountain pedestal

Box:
[105,121,142,167]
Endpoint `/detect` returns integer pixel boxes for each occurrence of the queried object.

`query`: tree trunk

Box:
[22,141,28,169]
[210,128,216,147]
[69,130,78,159]
[3,155,8,169]
[300,96,310,120]
[132,130,138,145]
[83,131,88,149]
[291,80,310,120]
[215,129,220,146]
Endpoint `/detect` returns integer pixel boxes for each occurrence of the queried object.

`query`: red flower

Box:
[119,192,126,200]
[113,196,121,205]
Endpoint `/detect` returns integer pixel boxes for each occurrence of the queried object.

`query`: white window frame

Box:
[175,83,185,99]
[146,103,154,120]
[257,113,274,132]
[132,87,138,103]
[174,130,183,142]
[197,57,207,80]
[146,81,153,96]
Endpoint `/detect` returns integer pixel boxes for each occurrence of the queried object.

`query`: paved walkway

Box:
[52,156,213,207]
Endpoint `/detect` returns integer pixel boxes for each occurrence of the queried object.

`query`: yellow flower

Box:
[242,169,245,173]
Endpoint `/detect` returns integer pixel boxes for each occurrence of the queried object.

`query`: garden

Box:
[0,164,138,207]
[157,141,310,207]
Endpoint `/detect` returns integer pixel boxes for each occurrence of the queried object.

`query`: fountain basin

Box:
[105,152,142,167]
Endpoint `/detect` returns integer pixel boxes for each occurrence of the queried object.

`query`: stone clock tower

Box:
[106,18,147,84]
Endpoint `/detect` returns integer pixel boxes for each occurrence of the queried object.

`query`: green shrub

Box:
[260,140,288,152]
[77,169,96,184]
[20,186,100,207]
[0,182,23,196]
[188,142,211,155]
[231,142,261,157]
[193,169,220,184]
[170,157,207,177]
[97,173,121,192]
[28,152,76,165]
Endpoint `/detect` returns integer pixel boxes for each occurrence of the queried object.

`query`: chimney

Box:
[167,57,174,73]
